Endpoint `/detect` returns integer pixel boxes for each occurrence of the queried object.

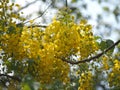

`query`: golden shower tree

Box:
[0,0,120,90]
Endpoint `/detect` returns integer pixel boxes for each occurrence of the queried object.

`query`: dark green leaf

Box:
[106,39,114,53]
[99,40,107,51]
[16,23,24,27]
[71,0,77,3]
[100,39,114,53]
[98,0,102,3]
[103,7,110,12]
[7,26,16,34]
[27,59,34,64]
[106,39,114,47]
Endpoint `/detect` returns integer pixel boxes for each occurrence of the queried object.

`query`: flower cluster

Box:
[108,59,120,87]
[44,18,98,59]
[0,0,99,88]
[102,55,109,70]
[78,71,93,90]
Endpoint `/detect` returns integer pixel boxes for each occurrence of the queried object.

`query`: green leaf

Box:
[22,75,38,90]
[106,39,114,47]
[106,39,114,53]
[71,0,77,3]
[99,40,107,51]
[12,0,15,2]
[16,23,24,27]
[99,39,114,53]
[7,26,16,34]
[94,36,101,40]
[27,59,34,64]
[113,6,120,22]
[98,0,102,3]
[103,7,110,12]
[118,43,120,51]
[22,84,31,90]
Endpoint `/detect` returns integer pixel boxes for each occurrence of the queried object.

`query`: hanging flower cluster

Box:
[108,59,120,87]
[0,0,100,89]
[78,71,93,90]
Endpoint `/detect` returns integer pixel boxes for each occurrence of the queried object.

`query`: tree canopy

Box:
[0,0,120,90]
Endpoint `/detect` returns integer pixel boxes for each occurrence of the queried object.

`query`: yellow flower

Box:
[15,4,21,9]
[29,20,34,23]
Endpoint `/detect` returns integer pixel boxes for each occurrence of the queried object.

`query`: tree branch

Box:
[0,74,21,82]
[23,1,53,24]
[65,0,68,8]
[58,40,120,64]
[27,24,47,28]
[14,0,39,13]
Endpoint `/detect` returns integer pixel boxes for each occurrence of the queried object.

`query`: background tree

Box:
[0,0,120,90]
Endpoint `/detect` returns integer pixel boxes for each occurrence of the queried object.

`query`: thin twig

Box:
[57,40,120,64]
[0,74,21,82]
[23,2,53,24]
[65,0,68,25]
[65,0,68,8]
[27,24,47,28]
[14,0,39,13]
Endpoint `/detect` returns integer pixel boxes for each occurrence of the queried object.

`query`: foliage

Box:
[0,0,120,90]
